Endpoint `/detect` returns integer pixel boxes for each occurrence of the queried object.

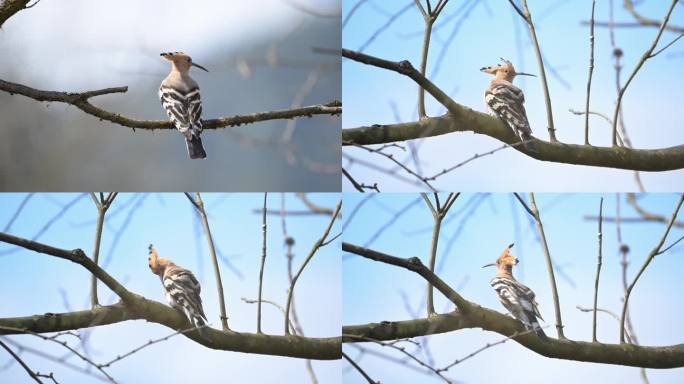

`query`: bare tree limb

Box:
[342,351,379,384]
[89,193,117,308]
[284,200,342,334]
[592,196,603,342]
[0,233,340,360]
[611,0,678,146]
[0,339,45,383]
[186,193,230,331]
[0,0,31,27]
[342,242,684,368]
[520,0,557,142]
[584,0,596,145]
[341,50,684,172]
[0,78,340,131]
[257,193,268,334]
[620,194,684,343]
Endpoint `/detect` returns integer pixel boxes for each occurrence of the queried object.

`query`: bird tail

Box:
[529,320,548,341]
[519,131,536,152]
[185,134,207,159]
[191,314,210,340]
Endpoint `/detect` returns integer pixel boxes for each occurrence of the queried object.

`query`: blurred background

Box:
[342,0,684,191]
[343,193,684,383]
[0,0,341,191]
[0,193,341,383]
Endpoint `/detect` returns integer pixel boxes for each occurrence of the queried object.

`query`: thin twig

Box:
[437,326,545,372]
[284,200,342,334]
[257,193,268,334]
[97,326,200,368]
[423,193,458,316]
[189,193,230,330]
[89,193,117,308]
[520,0,557,142]
[0,339,44,383]
[343,334,452,383]
[611,0,678,146]
[515,193,565,338]
[592,196,603,342]
[0,325,116,383]
[342,351,379,384]
[620,194,684,343]
[584,0,596,145]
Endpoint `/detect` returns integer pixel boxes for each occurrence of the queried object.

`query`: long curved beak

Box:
[482,262,496,268]
[192,62,209,72]
[515,72,536,77]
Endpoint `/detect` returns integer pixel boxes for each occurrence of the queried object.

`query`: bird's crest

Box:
[496,243,518,268]
[483,243,518,271]
[480,58,535,80]
[148,244,170,275]
[160,52,208,72]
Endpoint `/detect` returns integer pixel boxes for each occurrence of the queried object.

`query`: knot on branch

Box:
[397,60,415,74]
[406,257,424,268]
[71,248,87,262]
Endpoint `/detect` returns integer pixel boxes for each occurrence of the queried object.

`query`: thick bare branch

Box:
[342,243,684,369]
[0,78,340,131]
[341,50,684,172]
[0,233,340,360]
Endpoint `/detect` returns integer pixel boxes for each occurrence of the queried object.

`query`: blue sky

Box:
[342,0,684,191]
[0,193,341,383]
[342,193,684,383]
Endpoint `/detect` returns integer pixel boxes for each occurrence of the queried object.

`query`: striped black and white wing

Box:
[484,82,532,136]
[490,276,542,323]
[162,268,207,322]
[159,86,203,136]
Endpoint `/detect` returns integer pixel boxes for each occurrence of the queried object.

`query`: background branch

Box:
[0,78,340,131]
[0,232,340,360]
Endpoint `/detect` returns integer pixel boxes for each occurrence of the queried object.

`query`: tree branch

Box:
[257,193,268,334]
[343,114,684,172]
[611,0,678,146]
[342,242,473,313]
[0,0,31,27]
[341,49,684,172]
[592,196,603,342]
[0,232,340,360]
[284,200,342,334]
[620,193,684,342]
[0,78,340,131]
[521,0,557,142]
[342,243,684,369]
[188,193,230,331]
[343,311,684,369]
[526,193,565,339]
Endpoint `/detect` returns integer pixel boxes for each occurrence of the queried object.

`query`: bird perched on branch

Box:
[481,58,536,151]
[159,52,209,159]
[148,244,209,339]
[483,243,547,340]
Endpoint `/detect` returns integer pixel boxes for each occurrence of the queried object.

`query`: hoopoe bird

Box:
[480,58,536,151]
[148,244,210,339]
[482,243,547,340]
[159,52,209,159]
